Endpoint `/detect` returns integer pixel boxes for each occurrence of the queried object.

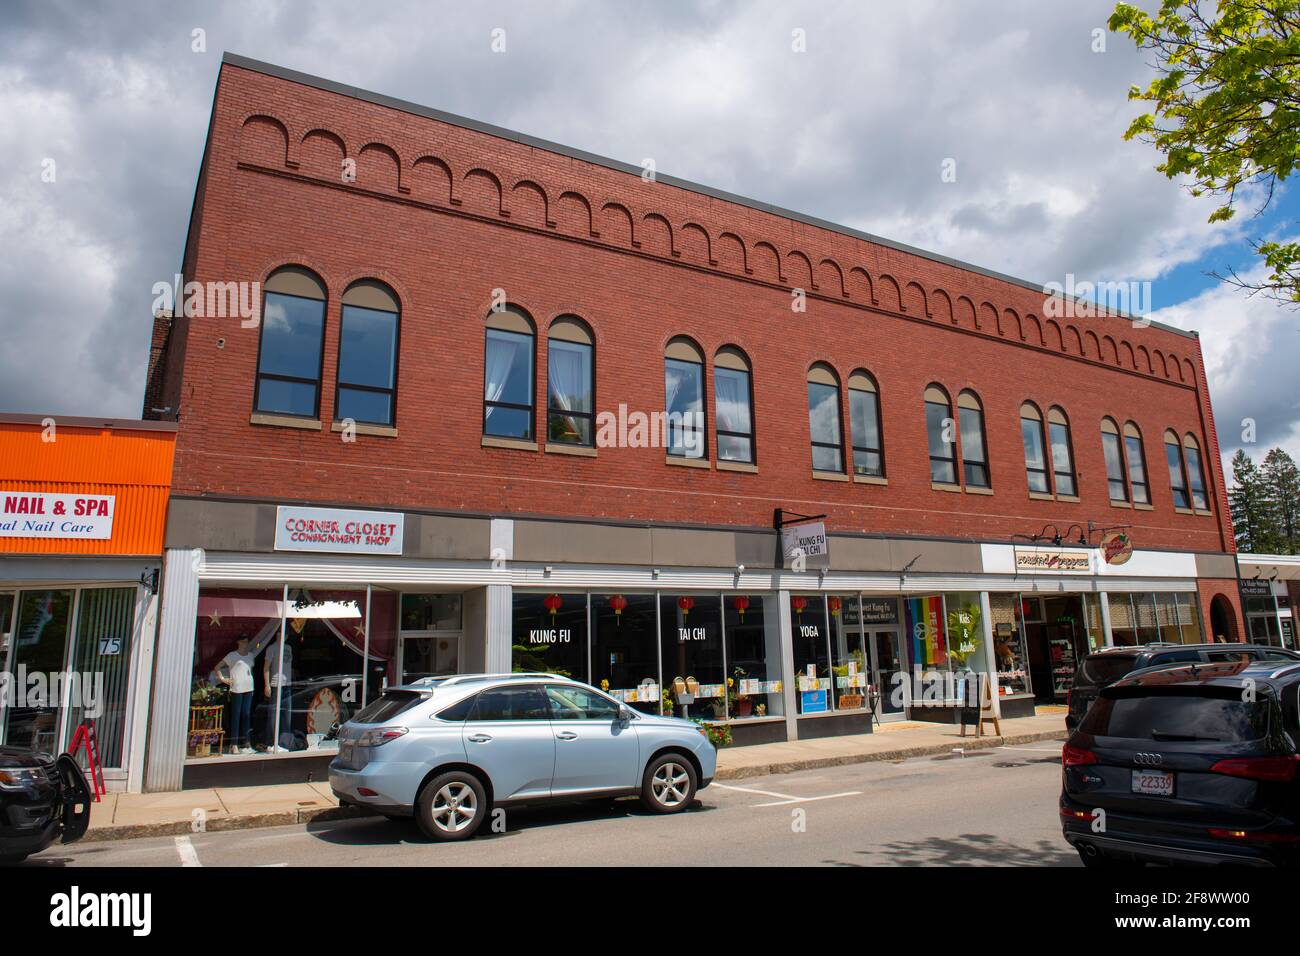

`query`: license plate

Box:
[1131,769,1175,796]
[338,742,354,765]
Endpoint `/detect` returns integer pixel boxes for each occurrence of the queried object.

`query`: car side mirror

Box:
[617,706,634,725]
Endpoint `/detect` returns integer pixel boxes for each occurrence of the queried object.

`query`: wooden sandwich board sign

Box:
[959,673,1003,738]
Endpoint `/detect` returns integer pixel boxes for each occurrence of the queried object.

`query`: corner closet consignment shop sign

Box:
[274,505,404,555]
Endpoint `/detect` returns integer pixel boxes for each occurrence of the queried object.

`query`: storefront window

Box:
[660,594,724,720]
[364,588,399,704]
[592,593,659,714]
[64,587,138,769]
[1081,593,1106,652]
[724,594,783,720]
[829,595,869,710]
[1176,593,1203,644]
[511,592,587,679]
[905,595,948,673]
[401,593,462,631]
[192,587,282,758]
[1108,593,1137,646]
[989,594,1031,697]
[790,595,831,714]
[2,589,74,753]
[275,588,367,752]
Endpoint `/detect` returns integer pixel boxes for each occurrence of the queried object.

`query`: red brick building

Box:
[142,54,1244,789]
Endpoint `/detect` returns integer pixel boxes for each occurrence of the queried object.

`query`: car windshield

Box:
[351,690,423,724]
[1076,654,1138,688]
[1081,690,1270,742]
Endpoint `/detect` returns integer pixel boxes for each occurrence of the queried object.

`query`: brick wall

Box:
[156,61,1236,555]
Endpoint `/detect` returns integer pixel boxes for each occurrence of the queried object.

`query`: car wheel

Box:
[415,771,487,841]
[640,753,697,813]
[1077,847,1143,868]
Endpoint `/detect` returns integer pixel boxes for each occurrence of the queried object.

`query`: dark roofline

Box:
[220,52,1197,342]
[0,413,177,433]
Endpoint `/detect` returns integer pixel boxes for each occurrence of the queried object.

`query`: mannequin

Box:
[263,627,297,752]
[212,636,257,755]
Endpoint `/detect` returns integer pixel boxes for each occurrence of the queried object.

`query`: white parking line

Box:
[174,835,202,867]
[753,791,862,808]
[711,782,800,801]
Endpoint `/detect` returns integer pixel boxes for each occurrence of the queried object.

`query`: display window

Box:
[1107,592,1204,647]
[828,595,869,711]
[989,593,1031,697]
[790,595,831,714]
[191,585,375,759]
[905,595,948,673]
[660,594,724,720]
[398,592,462,684]
[724,594,783,720]
[511,592,587,680]
[591,593,659,714]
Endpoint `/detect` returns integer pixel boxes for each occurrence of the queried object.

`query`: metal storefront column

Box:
[144,548,201,792]
[777,589,798,741]
[485,583,512,672]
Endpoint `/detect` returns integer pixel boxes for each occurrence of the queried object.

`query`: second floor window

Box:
[1047,407,1077,497]
[335,281,399,426]
[808,364,844,472]
[1101,418,1127,502]
[547,317,594,446]
[848,371,884,478]
[254,267,327,418]
[925,386,956,484]
[1020,403,1049,494]
[1183,435,1209,510]
[1165,430,1191,508]
[483,306,535,440]
[714,346,754,464]
[665,338,705,459]
[957,390,989,488]
[1125,423,1151,504]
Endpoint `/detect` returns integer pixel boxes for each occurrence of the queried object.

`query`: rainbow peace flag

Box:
[905,596,948,668]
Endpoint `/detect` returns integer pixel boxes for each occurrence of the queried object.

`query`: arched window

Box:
[1182,433,1210,511]
[808,364,844,473]
[483,305,536,440]
[1101,418,1127,502]
[848,370,884,478]
[335,280,399,426]
[665,337,706,459]
[1164,429,1191,509]
[714,346,754,464]
[1124,422,1150,504]
[1047,406,1077,497]
[1020,402,1049,494]
[254,266,327,418]
[957,390,989,488]
[925,385,956,485]
[547,317,594,447]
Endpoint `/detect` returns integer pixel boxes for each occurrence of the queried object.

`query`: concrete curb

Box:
[713,729,1066,780]
[82,803,374,844]
[80,730,1065,842]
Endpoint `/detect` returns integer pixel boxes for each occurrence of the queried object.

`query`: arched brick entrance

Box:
[1209,593,1239,643]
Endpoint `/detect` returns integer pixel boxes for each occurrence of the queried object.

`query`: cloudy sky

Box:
[1,0,1296,477]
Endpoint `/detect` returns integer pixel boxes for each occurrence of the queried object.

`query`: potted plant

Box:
[692,719,732,748]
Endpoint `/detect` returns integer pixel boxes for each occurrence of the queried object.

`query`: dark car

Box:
[1060,659,1300,867]
[1066,643,1300,732]
[0,746,92,864]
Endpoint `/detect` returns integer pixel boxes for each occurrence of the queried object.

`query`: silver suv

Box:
[329,673,717,841]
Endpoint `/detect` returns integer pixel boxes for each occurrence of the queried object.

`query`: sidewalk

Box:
[83,710,1067,843]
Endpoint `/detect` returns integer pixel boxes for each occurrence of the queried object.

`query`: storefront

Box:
[1234,556,1300,650]
[0,415,175,792]
[144,496,1247,788]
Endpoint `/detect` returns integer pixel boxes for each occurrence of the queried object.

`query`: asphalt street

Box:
[18,741,1078,867]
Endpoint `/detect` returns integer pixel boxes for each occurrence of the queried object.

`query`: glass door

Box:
[0,592,15,742]
[869,629,905,718]
[63,586,139,769]
[398,593,464,683]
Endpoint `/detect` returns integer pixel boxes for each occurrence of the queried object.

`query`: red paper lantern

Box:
[608,594,627,625]
[730,595,750,620]
[677,595,695,619]
[791,596,807,615]
[829,596,842,617]
[543,594,563,619]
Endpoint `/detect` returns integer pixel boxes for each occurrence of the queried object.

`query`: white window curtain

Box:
[484,333,524,421]
[715,370,747,433]
[548,341,589,413]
